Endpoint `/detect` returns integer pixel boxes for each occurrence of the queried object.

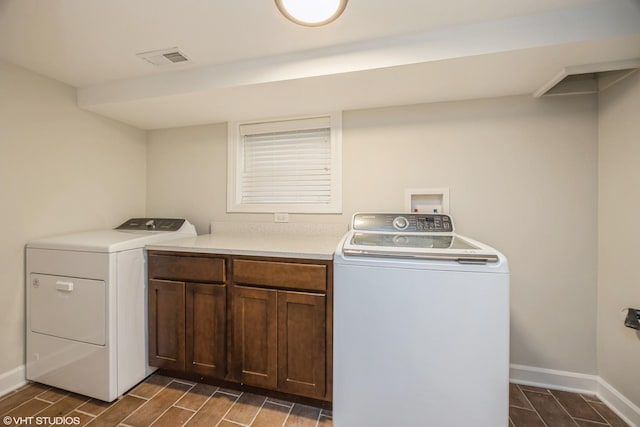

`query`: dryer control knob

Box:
[393,216,409,230]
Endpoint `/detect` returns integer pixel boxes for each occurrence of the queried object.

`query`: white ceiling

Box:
[1,0,639,129]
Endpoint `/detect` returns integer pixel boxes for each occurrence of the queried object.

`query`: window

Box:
[227,113,342,213]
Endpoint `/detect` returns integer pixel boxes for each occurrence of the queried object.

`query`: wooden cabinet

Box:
[277,290,326,398]
[233,259,327,291]
[149,254,225,283]
[148,279,185,371]
[231,286,326,398]
[232,286,277,388]
[148,253,227,379]
[231,258,329,399]
[147,251,333,402]
[186,282,226,378]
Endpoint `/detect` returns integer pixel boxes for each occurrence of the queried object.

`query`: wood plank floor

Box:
[509,383,629,427]
[0,375,331,427]
[0,375,630,426]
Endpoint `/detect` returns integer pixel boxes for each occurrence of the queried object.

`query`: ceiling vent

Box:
[534,59,640,98]
[136,47,190,67]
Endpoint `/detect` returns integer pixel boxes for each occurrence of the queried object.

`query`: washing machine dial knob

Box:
[393,216,409,230]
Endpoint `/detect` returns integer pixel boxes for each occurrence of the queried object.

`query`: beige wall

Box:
[147,124,227,233]
[0,61,147,378]
[147,94,599,374]
[598,71,640,404]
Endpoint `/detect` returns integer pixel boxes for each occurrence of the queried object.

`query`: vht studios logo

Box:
[3,416,81,426]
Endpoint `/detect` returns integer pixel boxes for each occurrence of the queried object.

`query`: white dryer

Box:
[333,213,509,427]
[26,218,196,402]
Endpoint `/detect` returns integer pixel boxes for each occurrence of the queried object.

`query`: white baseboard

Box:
[0,365,26,398]
[510,363,599,394]
[510,364,639,427]
[598,377,640,427]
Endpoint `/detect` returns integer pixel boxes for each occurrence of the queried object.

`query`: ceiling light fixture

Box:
[275,0,348,27]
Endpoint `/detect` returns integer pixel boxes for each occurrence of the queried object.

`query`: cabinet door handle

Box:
[55,281,74,292]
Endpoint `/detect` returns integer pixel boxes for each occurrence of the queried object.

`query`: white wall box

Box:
[404,188,450,214]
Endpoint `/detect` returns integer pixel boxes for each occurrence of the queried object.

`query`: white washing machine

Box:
[333,213,509,427]
[26,218,196,402]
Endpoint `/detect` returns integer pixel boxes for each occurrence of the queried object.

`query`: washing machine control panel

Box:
[352,213,453,233]
[116,218,186,231]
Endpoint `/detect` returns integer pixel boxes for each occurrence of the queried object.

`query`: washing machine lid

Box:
[340,213,501,264]
[26,218,196,253]
[342,231,500,263]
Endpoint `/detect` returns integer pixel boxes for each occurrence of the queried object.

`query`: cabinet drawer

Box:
[233,260,326,292]
[149,254,225,283]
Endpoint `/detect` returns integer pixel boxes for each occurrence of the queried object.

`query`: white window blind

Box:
[228,114,342,213]
[241,128,332,204]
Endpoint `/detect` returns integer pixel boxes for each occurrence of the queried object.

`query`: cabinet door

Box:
[232,286,277,388]
[149,279,185,371]
[277,291,326,398]
[186,282,226,378]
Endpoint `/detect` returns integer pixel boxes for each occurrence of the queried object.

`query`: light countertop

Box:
[146,222,348,260]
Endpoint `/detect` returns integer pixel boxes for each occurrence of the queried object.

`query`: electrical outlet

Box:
[274,213,289,223]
